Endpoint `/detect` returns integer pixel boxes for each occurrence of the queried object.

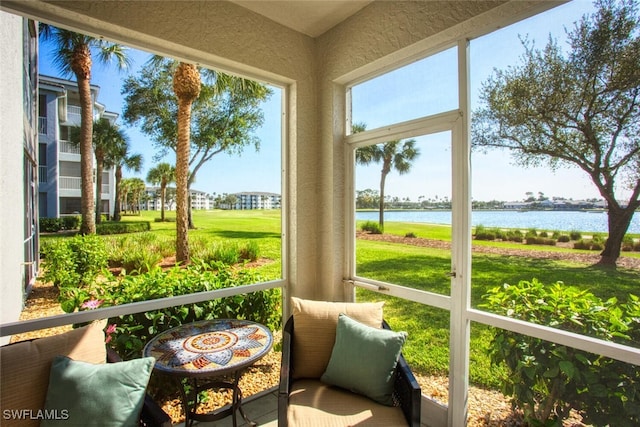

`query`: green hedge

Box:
[482,279,640,426]
[96,221,151,235]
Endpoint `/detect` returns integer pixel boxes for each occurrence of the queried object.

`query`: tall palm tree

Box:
[173,62,201,263]
[112,144,142,221]
[91,118,129,223]
[356,136,420,230]
[40,25,130,234]
[146,163,175,222]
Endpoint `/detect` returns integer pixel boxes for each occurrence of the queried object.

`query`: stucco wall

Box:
[0,11,26,344]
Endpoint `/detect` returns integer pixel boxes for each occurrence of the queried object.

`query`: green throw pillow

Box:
[41,355,155,427]
[320,313,407,406]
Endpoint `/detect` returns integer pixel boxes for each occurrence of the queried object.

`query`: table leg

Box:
[177,369,257,427]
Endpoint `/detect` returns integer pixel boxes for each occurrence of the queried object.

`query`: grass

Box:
[355,236,639,388]
[42,210,639,390]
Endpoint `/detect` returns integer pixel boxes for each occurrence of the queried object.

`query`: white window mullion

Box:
[449,39,472,427]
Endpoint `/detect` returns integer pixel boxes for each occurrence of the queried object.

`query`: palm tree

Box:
[355,126,420,229]
[91,118,129,223]
[40,25,130,234]
[126,178,146,215]
[146,163,175,222]
[111,139,142,221]
[173,62,201,263]
[119,178,133,214]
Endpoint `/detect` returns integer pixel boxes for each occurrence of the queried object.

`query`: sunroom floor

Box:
[174,388,278,427]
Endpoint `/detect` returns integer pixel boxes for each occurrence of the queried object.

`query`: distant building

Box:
[38,75,117,219]
[233,192,281,210]
[503,199,606,210]
[142,186,214,211]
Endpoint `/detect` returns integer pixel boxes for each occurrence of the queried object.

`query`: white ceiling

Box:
[231,0,373,38]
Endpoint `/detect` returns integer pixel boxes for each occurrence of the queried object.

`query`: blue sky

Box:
[39,1,617,203]
[353,0,608,203]
[39,45,283,198]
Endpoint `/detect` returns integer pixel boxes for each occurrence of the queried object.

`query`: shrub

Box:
[62,261,282,359]
[361,221,383,234]
[574,238,603,251]
[569,230,582,240]
[41,235,108,288]
[525,236,556,246]
[621,236,634,252]
[96,221,151,235]
[506,230,524,243]
[153,217,176,222]
[40,240,78,287]
[40,218,62,233]
[474,224,495,241]
[61,216,80,230]
[476,231,497,241]
[481,280,640,427]
[238,240,260,262]
[557,235,571,243]
[405,232,417,238]
[190,239,261,265]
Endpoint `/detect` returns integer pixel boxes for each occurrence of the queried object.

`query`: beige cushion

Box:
[288,379,407,426]
[291,297,383,379]
[0,321,107,427]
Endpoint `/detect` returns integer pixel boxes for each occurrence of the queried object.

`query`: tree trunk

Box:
[76,74,95,234]
[188,192,195,229]
[378,169,389,232]
[599,204,637,266]
[160,184,166,221]
[94,150,104,224]
[113,166,122,221]
[173,62,201,264]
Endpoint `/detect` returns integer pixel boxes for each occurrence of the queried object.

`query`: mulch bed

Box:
[14,231,620,425]
[357,231,640,270]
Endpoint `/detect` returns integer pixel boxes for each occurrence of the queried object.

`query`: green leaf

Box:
[559,360,575,379]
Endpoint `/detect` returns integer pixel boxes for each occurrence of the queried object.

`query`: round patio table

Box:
[143,319,273,427]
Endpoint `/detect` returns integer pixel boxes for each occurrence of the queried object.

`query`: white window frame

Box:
[343,35,640,427]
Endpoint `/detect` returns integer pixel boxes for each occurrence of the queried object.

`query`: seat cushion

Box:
[287,379,407,426]
[0,321,106,427]
[291,297,384,379]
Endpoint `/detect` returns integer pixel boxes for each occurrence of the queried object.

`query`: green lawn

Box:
[355,237,640,387]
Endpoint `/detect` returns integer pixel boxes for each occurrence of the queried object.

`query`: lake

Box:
[355,210,640,234]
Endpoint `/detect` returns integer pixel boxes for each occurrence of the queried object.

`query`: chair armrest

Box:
[106,348,173,427]
[383,321,421,427]
[394,353,421,427]
[278,316,294,427]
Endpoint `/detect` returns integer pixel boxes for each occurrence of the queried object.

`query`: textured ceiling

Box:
[231,0,373,37]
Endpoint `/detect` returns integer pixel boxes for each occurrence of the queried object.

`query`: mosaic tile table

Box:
[143,319,273,427]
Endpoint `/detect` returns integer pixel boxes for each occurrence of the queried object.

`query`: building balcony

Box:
[38,166,47,183]
[38,116,47,135]
[60,140,80,155]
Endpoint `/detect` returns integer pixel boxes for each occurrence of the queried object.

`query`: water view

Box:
[356,210,640,234]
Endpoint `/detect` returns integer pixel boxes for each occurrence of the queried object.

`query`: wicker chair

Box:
[0,322,172,427]
[278,315,421,426]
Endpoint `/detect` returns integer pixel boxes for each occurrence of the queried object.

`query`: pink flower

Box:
[105,324,117,344]
[81,299,104,310]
